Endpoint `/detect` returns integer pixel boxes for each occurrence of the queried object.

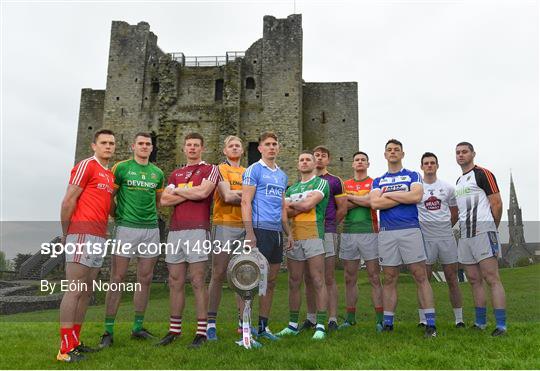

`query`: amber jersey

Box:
[212,162,245,226]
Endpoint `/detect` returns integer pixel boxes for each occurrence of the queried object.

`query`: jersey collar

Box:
[92,155,109,170]
[258,159,280,171]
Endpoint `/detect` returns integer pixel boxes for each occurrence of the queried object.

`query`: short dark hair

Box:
[184,132,204,146]
[300,150,314,158]
[93,129,115,143]
[421,152,438,165]
[134,132,152,141]
[313,145,330,157]
[456,141,474,151]
[352,151,369,161]
[385,139,403,150]
[258,131,278,144]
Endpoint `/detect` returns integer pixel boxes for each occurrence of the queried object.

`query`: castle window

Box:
[246,77,255,89]
[149,132,158,163]
[215,79,224,101]
[88,126,93,130]
[248,142,261,165]
[151,79,160,94]
[321,111,326,123]
[284,93,289,97]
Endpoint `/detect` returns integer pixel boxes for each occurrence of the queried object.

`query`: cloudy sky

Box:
[1,0,538,256]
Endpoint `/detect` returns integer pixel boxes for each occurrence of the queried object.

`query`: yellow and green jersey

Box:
[112,159,164,228]
[286,176,329,240]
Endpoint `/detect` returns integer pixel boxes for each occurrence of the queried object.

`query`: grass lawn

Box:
[1,265,539,369]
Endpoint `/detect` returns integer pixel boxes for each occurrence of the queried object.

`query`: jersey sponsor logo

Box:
[97,183,114,193]
[379,175,411,185]
[381,184,408,193]
[126,179,158,188]
[455,186,471,197]
[177,182,193,189]
[424,196,442,211]
[265,183,284,198]
[230,180,243,186]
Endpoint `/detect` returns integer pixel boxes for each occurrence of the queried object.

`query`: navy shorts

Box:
[254,228,283,264]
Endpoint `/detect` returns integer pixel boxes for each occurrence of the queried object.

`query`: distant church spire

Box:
[507,173,525,246]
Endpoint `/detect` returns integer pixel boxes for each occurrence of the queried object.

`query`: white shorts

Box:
[323,233,337,258]
[64,234,105,268]
[339,233,378,261]
[212,225,245,255]
[286,239,325,261]
[458,231,500,265]
[378,228,426,267]
[113,226,160,258]
[424,237,458,265]
[165,229,210,264]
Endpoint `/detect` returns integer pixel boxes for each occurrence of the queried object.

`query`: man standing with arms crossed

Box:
[370,139,437,338]
[416,152,464,328]
[276,152,329,340]
[300,146,346,332]
[99,132,165,348]
[454,142,506,336]
[241,131,292,341]
[158,133,219,348]
[58,129,116,362]
[206,135,247,341]
[339,151,384,330]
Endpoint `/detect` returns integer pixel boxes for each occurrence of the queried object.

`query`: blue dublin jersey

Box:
[372,168,422,231]
[243,159,288,231]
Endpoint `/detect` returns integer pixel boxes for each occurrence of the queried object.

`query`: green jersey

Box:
[285,176,329,240]
[112,159,164,228]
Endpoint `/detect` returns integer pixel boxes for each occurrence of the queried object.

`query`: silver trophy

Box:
[227,250,268,349]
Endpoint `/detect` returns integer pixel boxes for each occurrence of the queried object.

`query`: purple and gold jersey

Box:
[319,173,346,233]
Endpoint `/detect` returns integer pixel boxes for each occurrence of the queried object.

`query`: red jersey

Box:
[167,162,219,231]
[67,156,115,237]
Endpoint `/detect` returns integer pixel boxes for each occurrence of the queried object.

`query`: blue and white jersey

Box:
[372,168,422,231]
[243,159,288,231]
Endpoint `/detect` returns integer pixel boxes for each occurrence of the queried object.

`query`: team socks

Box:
[288,310,299,330]
[306,312,316,324]
[105,315,116,335]
[132,311,145,332]
[258,316,268,334]
[169,316,182,335]
[346,307,356,324]
[60,327,76,354]
[383,311,394,327]
[196,319,207,337]
[475,307,487,328]
[375,306,383,324]
[72,323,82,346]
[453,307,463,324]
[328,316,337,324]
[418,308,426,324]
[494,308,507,330]
[207,311,217,329]
[316,311,327,331]
[424,308,436,327]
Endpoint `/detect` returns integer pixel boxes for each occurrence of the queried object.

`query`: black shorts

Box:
[254,228,283,264]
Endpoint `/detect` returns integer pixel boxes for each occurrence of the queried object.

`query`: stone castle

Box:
[75,14,358,180]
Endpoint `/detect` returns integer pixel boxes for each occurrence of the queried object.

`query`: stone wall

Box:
[302,82,359,180]
[75,89,105,164]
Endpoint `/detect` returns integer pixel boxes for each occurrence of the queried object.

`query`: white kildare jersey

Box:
[455,166,499,238]
[417,179,456,240]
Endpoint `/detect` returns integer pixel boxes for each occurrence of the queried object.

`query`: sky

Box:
[1,0,538,257]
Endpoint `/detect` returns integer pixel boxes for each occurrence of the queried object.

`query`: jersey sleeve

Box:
[332,176,346,198]
[371,177,381,192]
[217,164,227,183]
[204,165,220,185]
[167,171,177,189]
[243,164,259,186]
[446,182,457,207]
[111,161,123,189]
[322,179,330,199]
[69,159,93,188]
[411,171,423,185]
[475,167,500,195]
[285,185,292,198]
[156,169,165,193]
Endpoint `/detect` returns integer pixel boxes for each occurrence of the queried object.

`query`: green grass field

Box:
[1,265,539,369]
